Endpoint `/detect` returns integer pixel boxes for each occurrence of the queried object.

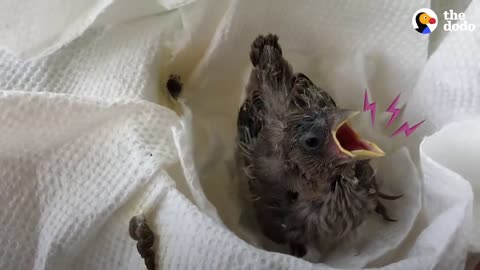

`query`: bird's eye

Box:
[302,134,321,150]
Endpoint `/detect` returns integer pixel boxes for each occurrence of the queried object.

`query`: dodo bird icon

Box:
[413,9,438,34]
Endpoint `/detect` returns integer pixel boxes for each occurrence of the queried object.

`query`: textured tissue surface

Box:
[0,0,478,269]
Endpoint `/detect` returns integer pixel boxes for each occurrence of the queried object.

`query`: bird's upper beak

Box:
[331,110,385,160]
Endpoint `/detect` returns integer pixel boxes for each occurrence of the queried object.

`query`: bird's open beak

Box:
[332,110,385,160]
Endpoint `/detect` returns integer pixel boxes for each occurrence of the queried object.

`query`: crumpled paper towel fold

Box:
[421,117,480,253]
[0,0,114,60]
[0,0,195,60]
[0,0,478,269]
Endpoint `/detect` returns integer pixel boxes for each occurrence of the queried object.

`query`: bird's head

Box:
[283,108,384,177]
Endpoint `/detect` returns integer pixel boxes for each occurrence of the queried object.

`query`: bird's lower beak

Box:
[332,110,385,160]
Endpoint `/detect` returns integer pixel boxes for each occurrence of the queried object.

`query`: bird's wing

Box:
[237,34,290,161]
[290,73,337,110]
[237,89,264,162]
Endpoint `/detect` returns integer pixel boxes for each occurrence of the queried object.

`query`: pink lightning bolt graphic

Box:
[391,120,425,137]
[363,89,376,127]
[386,94,401,127]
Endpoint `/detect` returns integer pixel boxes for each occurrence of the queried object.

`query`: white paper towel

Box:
[421,117,480,253]
[0,0,114,60]
[405,0,480,134]
[0,0,195,60]
[0,0,478,269]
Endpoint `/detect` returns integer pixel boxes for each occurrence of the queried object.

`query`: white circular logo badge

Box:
[412,8,438,34]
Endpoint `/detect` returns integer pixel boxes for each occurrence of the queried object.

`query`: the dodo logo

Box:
[412,8,438,34]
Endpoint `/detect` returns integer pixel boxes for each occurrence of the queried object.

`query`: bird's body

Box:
[236,34,399,257]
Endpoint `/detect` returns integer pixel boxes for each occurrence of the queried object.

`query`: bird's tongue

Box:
[333,121,385,160]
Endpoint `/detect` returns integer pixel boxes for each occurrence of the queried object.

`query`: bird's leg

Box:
[375,201,397,222]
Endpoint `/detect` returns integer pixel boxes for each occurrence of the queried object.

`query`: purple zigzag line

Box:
[363,89,376,127]
[391,120,426,137]
[386,94,401,128]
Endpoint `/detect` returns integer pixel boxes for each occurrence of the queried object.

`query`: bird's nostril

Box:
[429,18,436,24]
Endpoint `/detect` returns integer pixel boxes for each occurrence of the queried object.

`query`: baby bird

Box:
[236,34,401,257]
